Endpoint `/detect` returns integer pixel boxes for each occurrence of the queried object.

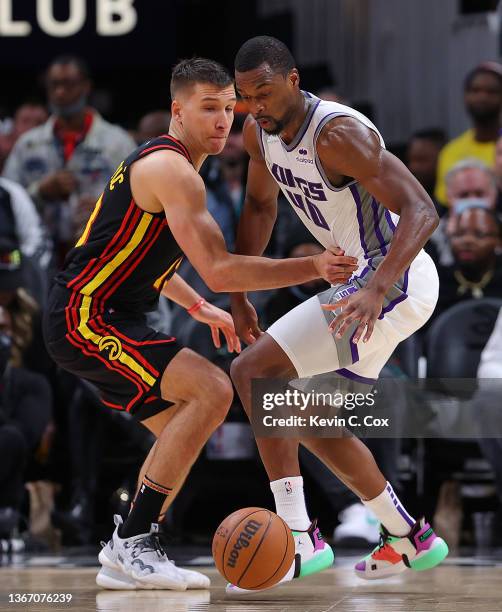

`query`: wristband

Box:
[187,299,205,315]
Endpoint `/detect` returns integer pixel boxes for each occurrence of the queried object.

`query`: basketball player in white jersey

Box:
[227,36,448,595]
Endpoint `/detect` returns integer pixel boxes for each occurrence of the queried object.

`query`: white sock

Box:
[270,476,311,531]
[362,482,415,536]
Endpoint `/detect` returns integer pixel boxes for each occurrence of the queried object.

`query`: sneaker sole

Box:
[96,566,138,590]
[354,560,407,580]
[408,537,449,571]
[298,546,335,579]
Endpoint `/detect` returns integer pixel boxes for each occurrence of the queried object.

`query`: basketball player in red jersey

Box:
[43,57,356,591]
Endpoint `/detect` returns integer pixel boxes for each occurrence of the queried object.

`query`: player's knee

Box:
[230,347,264,388]
[200,370,233,427]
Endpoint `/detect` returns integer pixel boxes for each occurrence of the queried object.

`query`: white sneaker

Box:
[333,503,380,547]
[97,515,208,590]
[226,519,334,597]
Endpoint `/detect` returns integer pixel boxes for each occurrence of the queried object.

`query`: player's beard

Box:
[260,117,285,135]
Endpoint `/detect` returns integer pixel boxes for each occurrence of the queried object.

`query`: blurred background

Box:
[1,0,502,562]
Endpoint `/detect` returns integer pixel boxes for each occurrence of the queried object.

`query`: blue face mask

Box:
[452,197,491,215]
[49,94,87,119]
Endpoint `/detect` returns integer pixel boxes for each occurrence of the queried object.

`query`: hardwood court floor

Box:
[2,565,502,612]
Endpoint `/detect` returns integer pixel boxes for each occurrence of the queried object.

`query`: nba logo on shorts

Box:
[285,481,293,495]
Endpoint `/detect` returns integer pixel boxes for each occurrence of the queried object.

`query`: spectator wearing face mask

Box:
[435,62,502,207]
[428,158,498,267]
[433,205,502,319]
[2,55,135,258]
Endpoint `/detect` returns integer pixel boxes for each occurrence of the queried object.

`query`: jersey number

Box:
[285,190,329,230]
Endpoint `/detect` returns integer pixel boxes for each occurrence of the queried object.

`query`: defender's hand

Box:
[230,294,262,345]
[190,302,241,353]
[322,286,385,344]
[313,248,358,285]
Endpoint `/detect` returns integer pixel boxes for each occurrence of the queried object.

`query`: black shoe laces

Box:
[376,529,390,552]
[131,531,171,560]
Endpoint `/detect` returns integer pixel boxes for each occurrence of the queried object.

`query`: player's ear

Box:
[289,69,300,89]
[171,99,183,126]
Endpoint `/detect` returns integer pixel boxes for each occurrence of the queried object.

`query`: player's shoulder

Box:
[317,115,381,161]
[134,142,196,177]
[242,114,264,160]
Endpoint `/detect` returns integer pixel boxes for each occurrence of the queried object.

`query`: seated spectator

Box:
[0,177,47,264]
[135,110,171,144]
[0,245,52,542]
[0,102,47,173]
[434,205,502,319]
[2,55,135,256]
[435,62,502,207]
[406,128,446,215]
[428,158,497,266]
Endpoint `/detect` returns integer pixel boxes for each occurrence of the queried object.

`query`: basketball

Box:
[212,507,295,590]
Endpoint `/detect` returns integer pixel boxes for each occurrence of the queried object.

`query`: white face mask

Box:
[49,94,87,119]
[452,197,491,215]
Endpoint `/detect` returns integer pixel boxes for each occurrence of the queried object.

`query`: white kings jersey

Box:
[258,92,400,279]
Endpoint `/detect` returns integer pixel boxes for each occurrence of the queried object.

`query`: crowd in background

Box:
[1,55,502,554]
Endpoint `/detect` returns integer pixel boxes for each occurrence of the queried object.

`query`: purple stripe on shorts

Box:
[335,368,377,385]
[349,184,369,258]
[385,209,397,232]
[402,267,409,293]
[378,268,410,319]
[371,198,388,256]
[350,329,359,363]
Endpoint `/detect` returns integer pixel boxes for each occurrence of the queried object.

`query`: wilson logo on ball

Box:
[226,519,262,568]
[98,335,122,361]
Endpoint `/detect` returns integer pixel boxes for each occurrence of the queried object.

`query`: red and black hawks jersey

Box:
[55,135,191,313]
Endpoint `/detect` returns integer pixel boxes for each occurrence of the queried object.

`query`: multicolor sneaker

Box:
[225,519,334,597]
[354,518,448,580]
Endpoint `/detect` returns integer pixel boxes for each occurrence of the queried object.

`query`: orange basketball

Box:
[212,507,295,590]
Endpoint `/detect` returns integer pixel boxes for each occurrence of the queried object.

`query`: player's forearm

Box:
[210,253,319,292]
[161,273,203,308]
[366,199,439,295]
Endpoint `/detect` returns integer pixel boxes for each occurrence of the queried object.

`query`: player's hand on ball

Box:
[230,294,263,345]
[313,248,358,284]
[190,302,241,353]
[322,286,385,343]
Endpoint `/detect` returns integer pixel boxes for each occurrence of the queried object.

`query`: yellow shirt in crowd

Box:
[434,129,496,206]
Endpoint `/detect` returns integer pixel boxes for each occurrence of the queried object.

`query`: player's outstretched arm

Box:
[161,273,241,353]
[317,116,439,343]
[143,151,357,292]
